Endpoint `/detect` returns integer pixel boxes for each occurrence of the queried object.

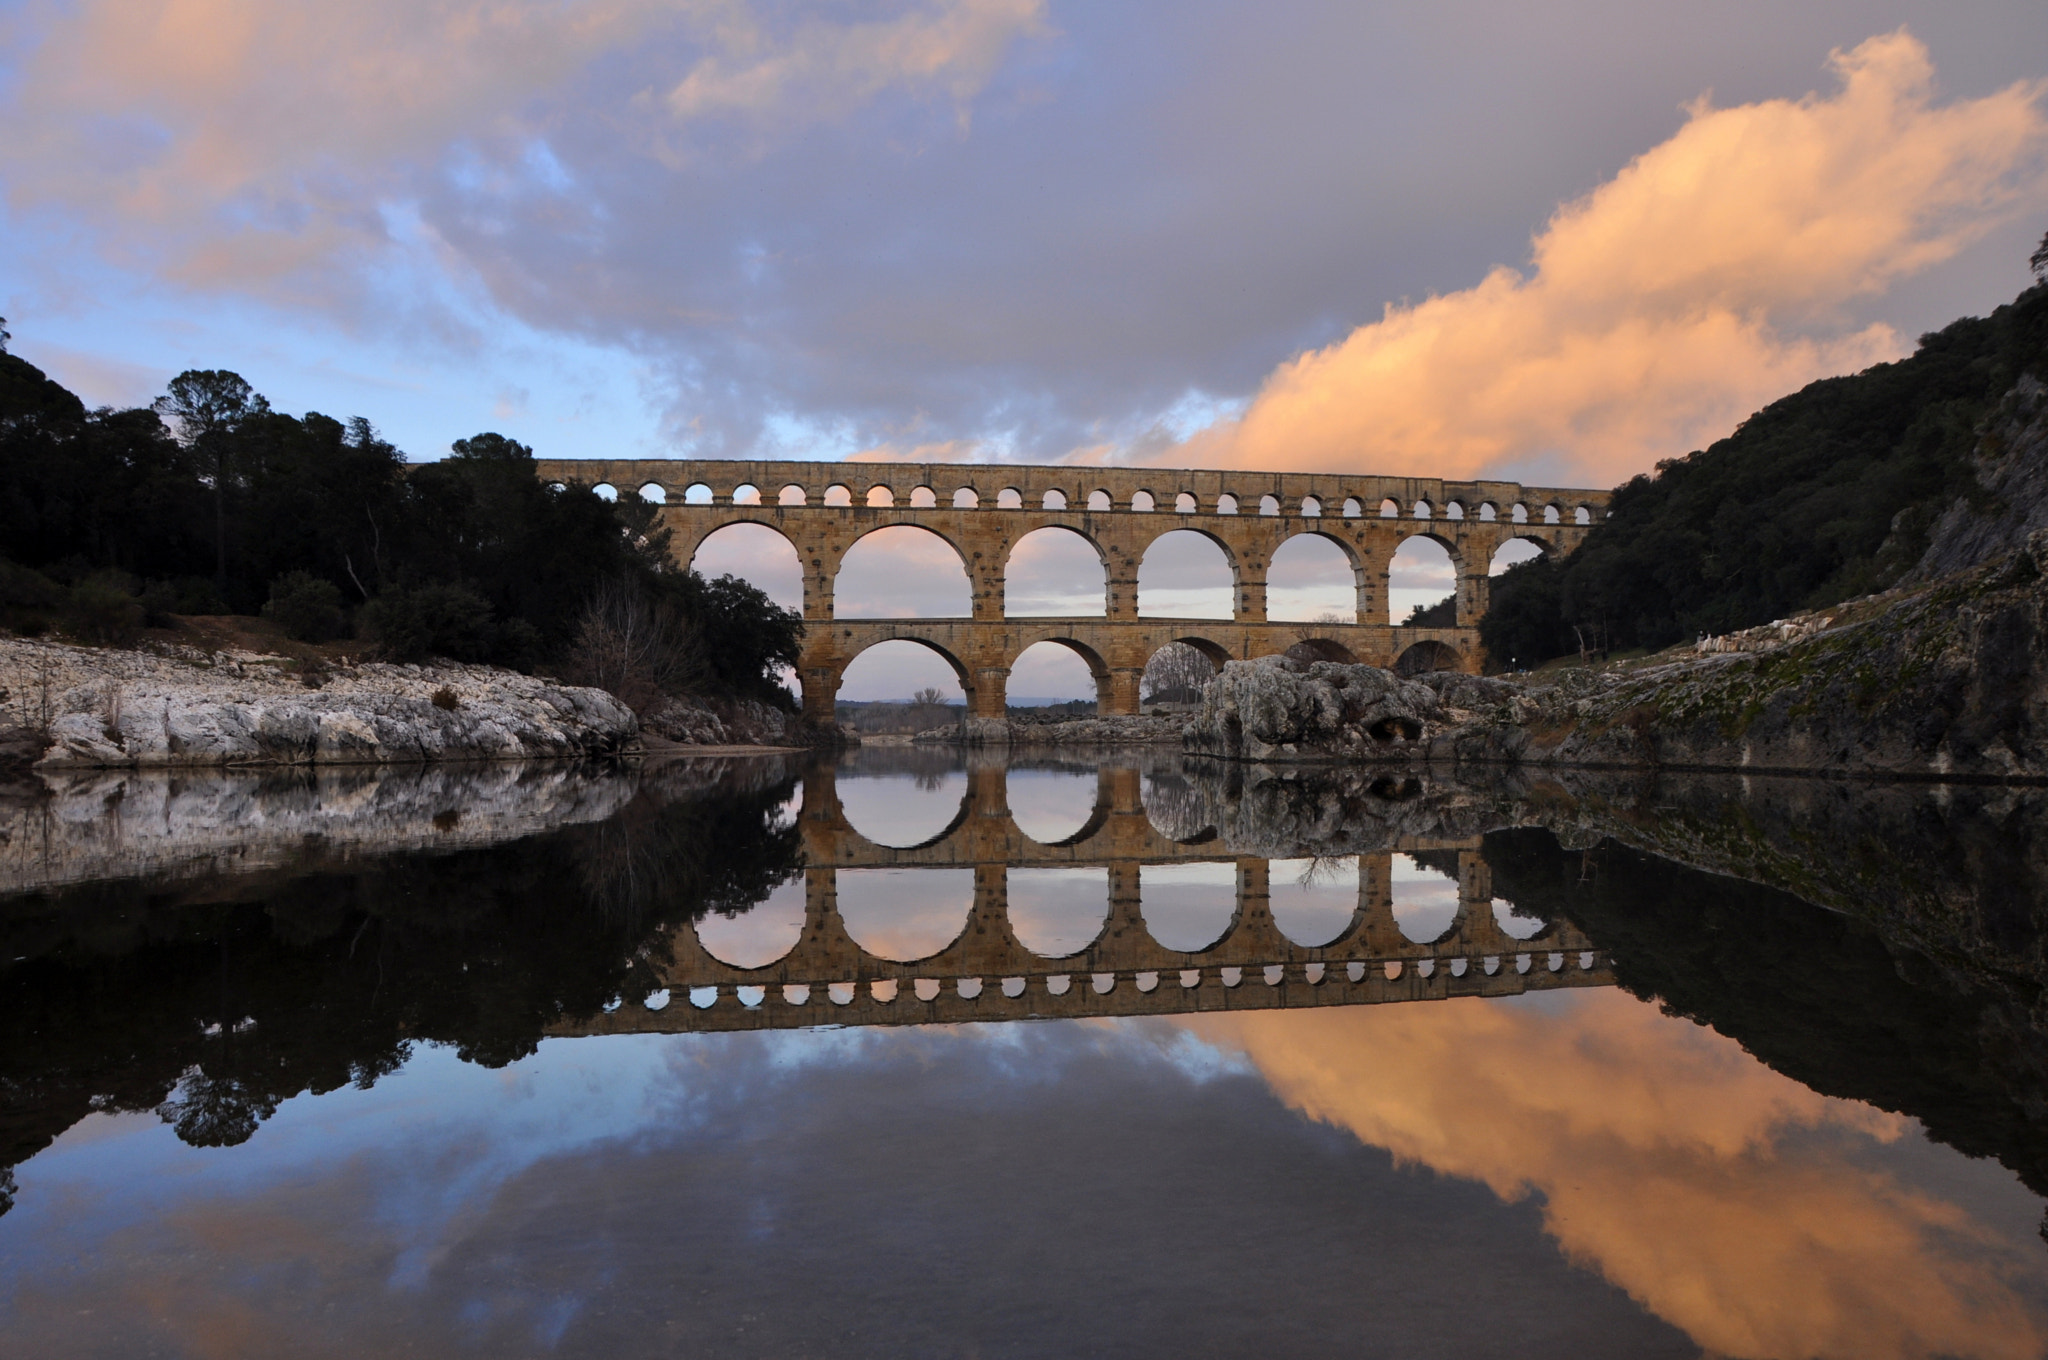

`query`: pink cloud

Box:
[1167,32,2048,487]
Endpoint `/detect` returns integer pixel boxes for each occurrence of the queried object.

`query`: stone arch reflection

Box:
[695,878,808,968]
[1140,862,1237,951]
[1007,866,1110,957]
[836,868,973,962]
[1269,856,1360,948]
[1391,853,1460,943]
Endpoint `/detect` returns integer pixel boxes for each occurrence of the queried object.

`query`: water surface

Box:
[3,752,2046,1358]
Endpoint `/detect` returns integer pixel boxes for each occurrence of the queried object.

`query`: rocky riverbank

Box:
[1186,534,2048,782]
[0,637,638,769]
[642,692,848,748]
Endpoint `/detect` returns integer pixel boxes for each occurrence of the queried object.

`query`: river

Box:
[2,749,2045,1358]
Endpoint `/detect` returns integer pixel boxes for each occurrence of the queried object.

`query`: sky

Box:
[4,2,2046,698]
[6,995,2043,1357]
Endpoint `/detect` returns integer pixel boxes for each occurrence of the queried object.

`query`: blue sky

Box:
[3,1,2044,697]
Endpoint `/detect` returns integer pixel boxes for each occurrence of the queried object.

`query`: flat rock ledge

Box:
[1,638,637,769]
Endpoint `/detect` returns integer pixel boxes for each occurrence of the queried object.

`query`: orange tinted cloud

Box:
[1182,992,2048,1360]
[1170,31,2048,486]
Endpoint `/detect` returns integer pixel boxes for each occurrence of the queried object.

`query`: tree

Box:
[2033,228,2048,284]
[154,371,271,591]
[1142,642,1215,703]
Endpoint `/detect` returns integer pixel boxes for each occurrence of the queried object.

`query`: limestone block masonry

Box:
[535,458,1607,722]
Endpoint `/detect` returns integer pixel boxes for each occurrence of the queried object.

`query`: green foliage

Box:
[63,571,144,645]
[1484,280,2048,667]
[1401,595,1456,628]
[361,581,501,663]
[262,571,347,643]
[677,571,803,707]
[0,342,801,697]
[0,559,65,636]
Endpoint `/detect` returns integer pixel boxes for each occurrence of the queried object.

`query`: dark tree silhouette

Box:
[154,370,270,590]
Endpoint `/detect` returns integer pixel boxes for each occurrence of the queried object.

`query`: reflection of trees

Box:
[1484,826,2048,1205]
[157,1069,278,1148]
[1141,771,1209,842]
[0,762,803,1210]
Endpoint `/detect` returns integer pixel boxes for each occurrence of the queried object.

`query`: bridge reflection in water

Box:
[554,761,1613,1037]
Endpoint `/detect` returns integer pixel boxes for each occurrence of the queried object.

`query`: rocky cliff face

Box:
[0,638,637,768]
[1184,536,2048,781]
[1910,374,2048,583]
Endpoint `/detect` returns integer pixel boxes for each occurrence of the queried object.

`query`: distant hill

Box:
[1482,273,2048,668]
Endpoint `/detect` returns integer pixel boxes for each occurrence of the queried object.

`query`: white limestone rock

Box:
[0,638,637,769]
[1182,656,1446,761]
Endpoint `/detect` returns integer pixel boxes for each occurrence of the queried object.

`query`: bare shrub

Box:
[566,577,703,713]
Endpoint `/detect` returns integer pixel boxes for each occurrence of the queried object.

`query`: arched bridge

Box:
[534,458,1608,722]
[552,763,1613,1037]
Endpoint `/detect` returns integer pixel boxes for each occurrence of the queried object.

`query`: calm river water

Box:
[3,747,2048,1358]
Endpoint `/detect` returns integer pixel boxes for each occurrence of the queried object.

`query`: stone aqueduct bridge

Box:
[535,458,1609,722]
[552,764,1613,1037]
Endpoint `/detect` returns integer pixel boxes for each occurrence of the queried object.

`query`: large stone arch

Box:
[1386,531,1462,627]
[1393,639,1462,676]
[1136,527,1239,619]
[835,524,973,619]
[1284,636,1359,665]
[1487,532,1553,575]
[838,634,975,693]
[1268,528,1365,623]
[1134,522,1240,571]
[1168,634,1232,669]
[687,519,805,611]
[1003,524,1109,617]
[1009,634,1113,714]
[1388,527,1467,574]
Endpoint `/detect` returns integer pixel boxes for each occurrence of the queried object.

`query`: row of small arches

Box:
[565,479,1596,525]
[628,952,1600,1013]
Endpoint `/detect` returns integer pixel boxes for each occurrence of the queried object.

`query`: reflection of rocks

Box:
[923,715,1183,746]
[2,638,636,769]
[0,763,641,897]
[1177,758,1529,857]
